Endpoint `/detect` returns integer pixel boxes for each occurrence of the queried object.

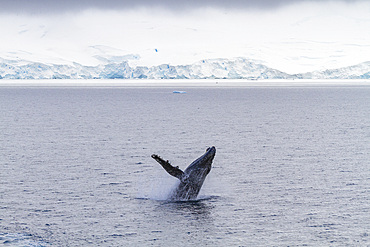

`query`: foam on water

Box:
[136,171,216,202]
[136,170,179,201]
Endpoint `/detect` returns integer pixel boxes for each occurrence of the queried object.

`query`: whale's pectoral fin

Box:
[151,154,184,180]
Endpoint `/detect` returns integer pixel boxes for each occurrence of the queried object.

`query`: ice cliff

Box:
[0,57,369,80]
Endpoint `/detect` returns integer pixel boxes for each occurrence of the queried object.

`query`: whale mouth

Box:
[184,146,216,171]
[200,146,216,164]
[205,146,216,156]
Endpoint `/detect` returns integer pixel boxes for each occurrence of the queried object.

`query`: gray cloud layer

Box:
[0,0,364,14]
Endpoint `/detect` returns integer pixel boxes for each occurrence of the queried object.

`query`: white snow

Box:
[1,57,370,80]
[0,1,369,75]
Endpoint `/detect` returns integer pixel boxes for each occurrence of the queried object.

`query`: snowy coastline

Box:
[1,79,370,88]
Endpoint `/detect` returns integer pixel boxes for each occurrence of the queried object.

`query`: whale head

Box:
[184,146,216,180]
[184,146,216,175]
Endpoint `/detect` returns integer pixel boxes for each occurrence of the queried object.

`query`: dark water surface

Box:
[0,85,369,246]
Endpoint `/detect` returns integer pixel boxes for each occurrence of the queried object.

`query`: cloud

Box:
[0,0,369,73]
[0,0,366,14]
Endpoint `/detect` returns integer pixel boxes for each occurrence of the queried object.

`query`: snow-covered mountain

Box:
[0,57,369,80]
[0,57,291,79]
[297,62,370,79]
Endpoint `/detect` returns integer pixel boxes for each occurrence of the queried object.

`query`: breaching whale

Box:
[151,146,216,201]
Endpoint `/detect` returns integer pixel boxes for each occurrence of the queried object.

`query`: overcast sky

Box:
[0,0,366,13]
[0,0,369,73]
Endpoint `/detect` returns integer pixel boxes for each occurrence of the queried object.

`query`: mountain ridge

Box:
[1,57,369,80]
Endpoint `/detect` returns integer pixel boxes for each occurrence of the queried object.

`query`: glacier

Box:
[0,57,369,80]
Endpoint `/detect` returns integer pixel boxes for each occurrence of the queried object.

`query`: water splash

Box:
[149,177,179,201]
[136,171,179,201]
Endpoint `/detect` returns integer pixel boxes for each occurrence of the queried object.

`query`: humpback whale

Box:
[151,146,216,201]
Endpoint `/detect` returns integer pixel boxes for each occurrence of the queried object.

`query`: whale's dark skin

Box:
[151,146,216,201]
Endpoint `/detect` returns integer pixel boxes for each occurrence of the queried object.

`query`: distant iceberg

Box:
[173,91,187,94]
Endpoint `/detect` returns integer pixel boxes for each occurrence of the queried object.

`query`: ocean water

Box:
[0,83,369,246]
